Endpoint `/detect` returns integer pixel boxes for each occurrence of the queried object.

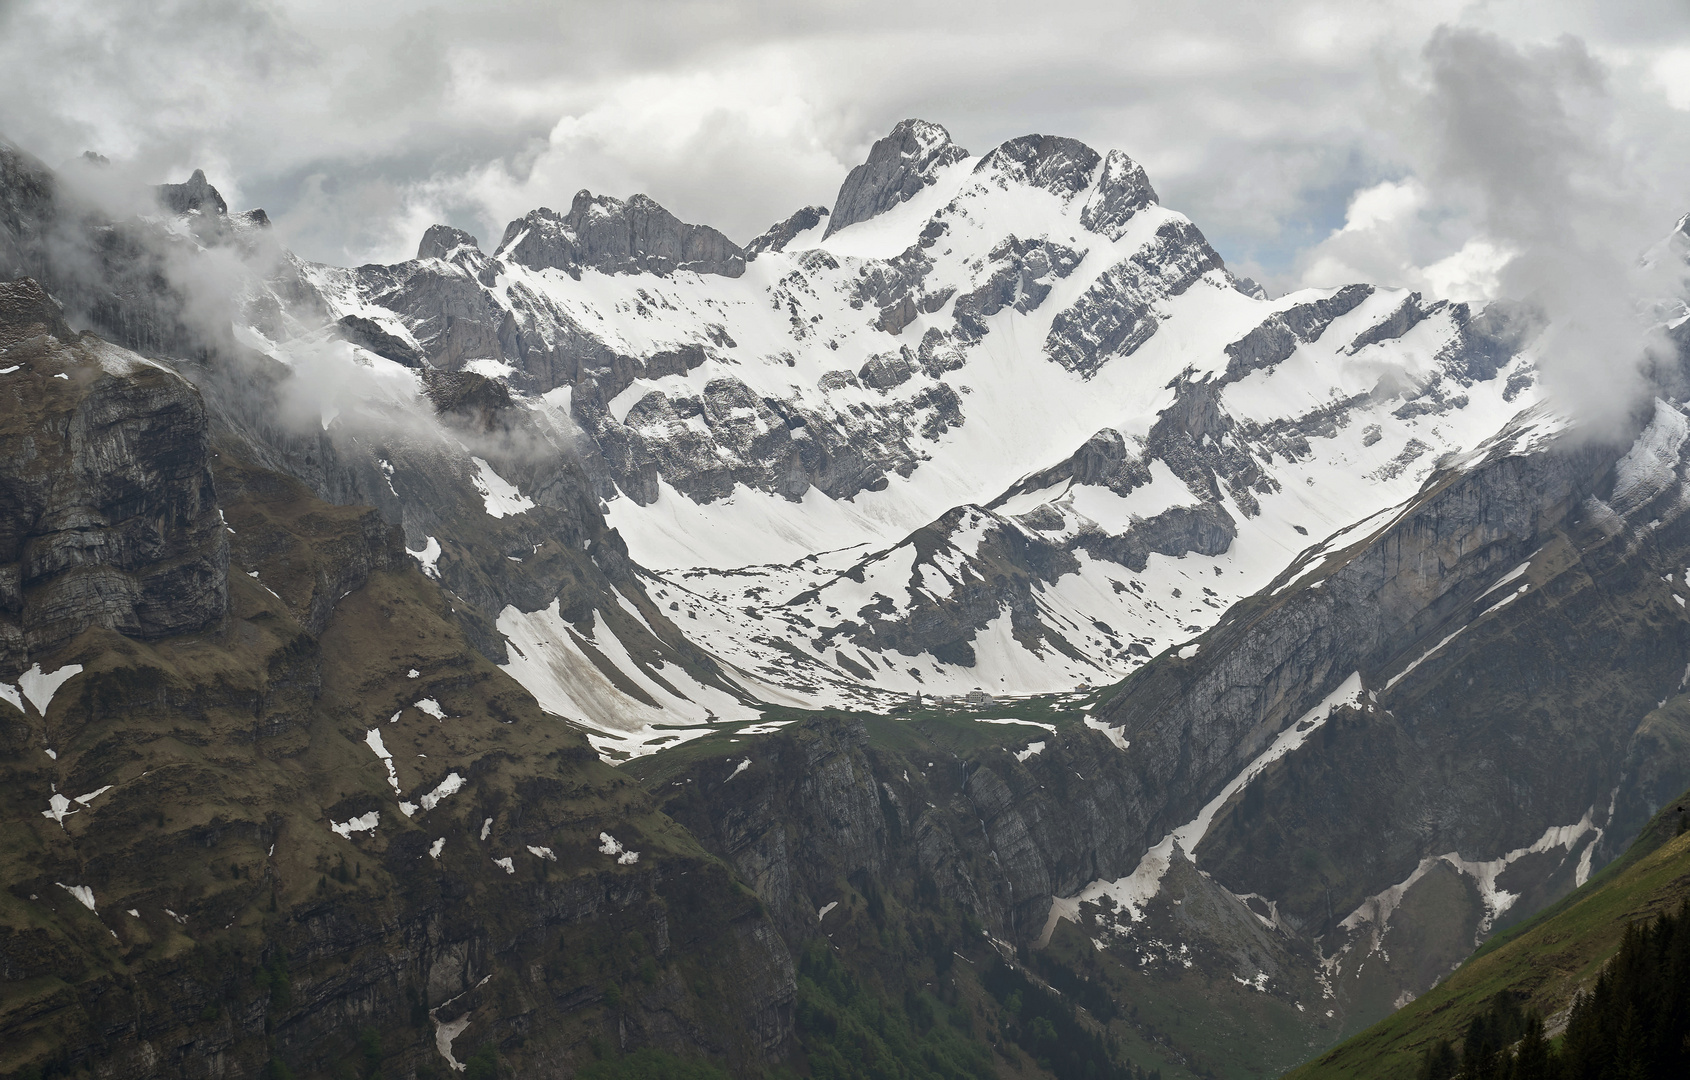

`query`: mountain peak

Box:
[824,118,970,238]
[974,133,1102,197]
[156,168,227,216]
[417,223,481,261]
[496,189,745,278]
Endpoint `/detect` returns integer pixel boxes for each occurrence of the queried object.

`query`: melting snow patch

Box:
[818,901,840,921]
[419,772,465,811]
[414,698,446,719]
[365,729,402,795]
[469,457,535,518]
[726,758,751,782]
[598,832,640,865]
[409,536,442,579]
[0,683,23,713]
[127,908,139,917]
[57,883,95,911]
[408,669,420,679]
[19,663,83,715]
[74,786,112,805]
[480,817,493,841]
[1177,643,1201,659]
[42,793,75,826]
[434,1013,471,1072]
[1084,716,1130,751]
[330,811,380,838]
[527,845,556,861]
[1340,809,1602,951]
[975,717,1058,733]
[1014,741,1046,762]
[493,857,515,875]
[429,837,445,860]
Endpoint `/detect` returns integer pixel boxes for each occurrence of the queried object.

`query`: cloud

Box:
[0,0,1686,289]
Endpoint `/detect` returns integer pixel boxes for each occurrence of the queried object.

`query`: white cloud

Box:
[0,0,1685,284]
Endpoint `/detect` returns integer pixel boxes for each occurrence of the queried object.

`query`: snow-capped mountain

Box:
[263,120,1542,755]
[7,117,1690,1080]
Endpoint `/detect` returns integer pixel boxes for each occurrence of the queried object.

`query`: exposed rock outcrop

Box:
[745,205,827,260]
[824,119,969,237]
[155,168,227,216]
[498,191,746,279]
[0,279,227,674]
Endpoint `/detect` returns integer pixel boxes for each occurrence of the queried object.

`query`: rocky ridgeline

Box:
[288,119,1221,516]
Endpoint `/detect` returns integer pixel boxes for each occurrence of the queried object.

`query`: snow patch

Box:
[1084,716,1130,751]
[19,663,83,715]
[469,457,534,518]
[409,536,442,579]
[331,810,380,838]
[419,772,465,811]
[597,831,640,865]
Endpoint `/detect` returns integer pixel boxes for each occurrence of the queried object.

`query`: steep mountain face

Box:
[0,284,795,1078]
[1047,394,1690,1037]
[1287,783,1690,1080]
[0,280,227,668]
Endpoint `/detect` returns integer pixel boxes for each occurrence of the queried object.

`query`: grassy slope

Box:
[1284,790,1690,1080]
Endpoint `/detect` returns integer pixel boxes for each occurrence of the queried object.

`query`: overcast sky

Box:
[2,0,1689,297]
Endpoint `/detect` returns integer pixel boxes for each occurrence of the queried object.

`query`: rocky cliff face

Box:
[824,119,970,237]
[499,190,747,279]
[0,303,797,1080]
[0,279,227,673]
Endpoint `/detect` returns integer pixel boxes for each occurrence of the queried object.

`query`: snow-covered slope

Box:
[248,119,1544,748]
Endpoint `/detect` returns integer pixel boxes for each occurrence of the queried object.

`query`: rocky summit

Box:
[1,120,1689,1080]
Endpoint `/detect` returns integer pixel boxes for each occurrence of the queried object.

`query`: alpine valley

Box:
[3,118,1689,1080]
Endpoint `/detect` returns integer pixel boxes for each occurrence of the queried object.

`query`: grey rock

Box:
[858,350,915,391]
[1079,149,1160,240]
[974,134,1101,198]
[1232,275,1268,300]
[825,119,969,238]
[1045,219,1227,377]
[1222,283,1374,381]
[156,168,227,216]
[0,279,228,673]
[416,223,480,261]
[335,313,423,367]
[951,236,1085,339]
[1347,291,1444,353]
[497,190,746,279]
[1439,298,1544,383]
[745,205,828,260]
